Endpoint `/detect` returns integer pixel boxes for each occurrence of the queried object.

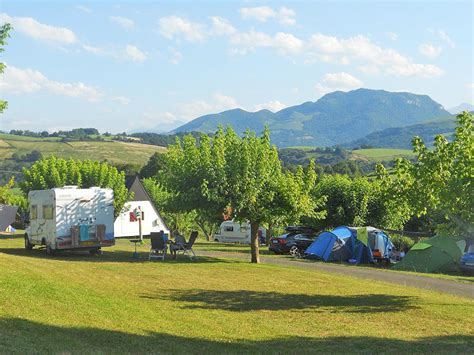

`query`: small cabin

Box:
[114,176,169,238]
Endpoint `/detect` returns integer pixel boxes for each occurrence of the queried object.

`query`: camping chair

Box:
[149,231,167,261]
[177,231,198,259]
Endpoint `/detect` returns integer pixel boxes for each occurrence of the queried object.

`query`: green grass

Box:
[196,241,474,283]
[352,148,416,162]
[0,236,473,353]
[0,134,165,165]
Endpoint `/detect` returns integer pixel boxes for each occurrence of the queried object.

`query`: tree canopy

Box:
[377,111,473,237]
[1,23,12,114]
[160,126,321,263]
[21,156,131,216]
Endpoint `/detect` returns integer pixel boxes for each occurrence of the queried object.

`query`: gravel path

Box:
[199,250,474,299]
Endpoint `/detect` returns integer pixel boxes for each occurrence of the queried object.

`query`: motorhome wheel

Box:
[24,234,33,250]
[46,244,55,256]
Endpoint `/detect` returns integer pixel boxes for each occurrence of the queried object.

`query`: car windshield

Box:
[468,244,474,254]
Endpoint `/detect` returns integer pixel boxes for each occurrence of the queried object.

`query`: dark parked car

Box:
[460,244,474,275]
[269,227,318,257]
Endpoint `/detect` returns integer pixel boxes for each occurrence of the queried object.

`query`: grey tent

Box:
[0,204,18,231]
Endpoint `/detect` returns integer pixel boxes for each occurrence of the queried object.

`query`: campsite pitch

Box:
[0,236,473,353]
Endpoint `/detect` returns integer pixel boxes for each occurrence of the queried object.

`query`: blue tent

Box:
[304,230,353,262]
[305,226,391,263]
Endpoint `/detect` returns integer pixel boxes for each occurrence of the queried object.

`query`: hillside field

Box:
[0,236,473,353]
[0,133,165,165]
[352,148,416,162]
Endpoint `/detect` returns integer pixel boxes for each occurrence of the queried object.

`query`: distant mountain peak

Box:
[448,103,474,114]
[168,89,450,147]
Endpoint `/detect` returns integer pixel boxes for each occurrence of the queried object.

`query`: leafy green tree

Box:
[162,127,321,263]
[142,178,198,237]
[139,152,167,178]
[0,23,12,114]
[20,156,131,216]
[377,111,474,236]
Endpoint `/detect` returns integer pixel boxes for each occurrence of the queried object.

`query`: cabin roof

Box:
[124,176,169,231]
[126,176,151,202]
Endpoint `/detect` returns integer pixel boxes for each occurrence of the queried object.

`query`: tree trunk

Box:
[266,223,273,246]
[195,219,210,241]
[250,221,260,263]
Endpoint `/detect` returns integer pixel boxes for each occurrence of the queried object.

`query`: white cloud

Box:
[315,72,363,96]
[209,16,236,36]
[239,6,275,22]
[0,66,46,94]
[76,5,91,13]
[387,32,398,41]
[46,81,103,102]
[109,16,134,29]
[254,100,287,112]
[438,30,455,48]
[277,7,296,26]
[230,30,303,55]
[82,44,106,55]
[239,6,296,25]
[0,13,77,44]
[124,45,148,62]
[419,43,442,58]
[308,33,444,77]
[180,93,239,119]
[112,96,131,105]
[169,48,183,64]
[159,16,206,42]
[467,83,474,89]
[0,65,103,102]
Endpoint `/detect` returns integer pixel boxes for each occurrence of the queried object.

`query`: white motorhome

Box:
[213,220,266,244]
[25,187,115,255]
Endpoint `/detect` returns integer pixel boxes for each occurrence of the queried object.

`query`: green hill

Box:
[172,89,450,147]
[0,133,165,165]
[346,116,456,149]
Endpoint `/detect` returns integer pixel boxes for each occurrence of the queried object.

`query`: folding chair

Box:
[149,231,167,261]
[179,231,198,259]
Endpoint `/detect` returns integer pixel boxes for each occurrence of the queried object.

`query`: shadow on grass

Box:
[141,289,417,313]
[0,318,472,353]
[0,247,236,264]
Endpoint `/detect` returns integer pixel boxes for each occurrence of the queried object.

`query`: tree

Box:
[0,23,12,114]
[162,127,321,263]
[377,111,474,236]
[139,152,167,178]
[160,132,228,240]
[142,178,198,237]
[20,156,131,216]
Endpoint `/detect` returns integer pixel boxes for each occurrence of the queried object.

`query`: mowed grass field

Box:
[0,236,473,353]
[0,134,165,165]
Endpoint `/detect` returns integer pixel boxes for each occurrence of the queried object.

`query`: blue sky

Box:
[0,0,472,133]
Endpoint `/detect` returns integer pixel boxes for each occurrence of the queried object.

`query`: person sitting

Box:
[169,230,186,259]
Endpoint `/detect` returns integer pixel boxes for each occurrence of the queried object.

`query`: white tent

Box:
[0,204,18,231]
[114,176,170,238]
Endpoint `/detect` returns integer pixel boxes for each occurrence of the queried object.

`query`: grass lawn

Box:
[0,236,473,353]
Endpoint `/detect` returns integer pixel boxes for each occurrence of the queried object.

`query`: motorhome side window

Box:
[224,226,234,232]
[31,205,37,220]
[43,205,53,220]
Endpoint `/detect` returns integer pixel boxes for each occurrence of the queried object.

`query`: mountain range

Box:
[447,103,474,114]
[170,89,451,147]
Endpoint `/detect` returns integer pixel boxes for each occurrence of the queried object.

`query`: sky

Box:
[0,0,473,133]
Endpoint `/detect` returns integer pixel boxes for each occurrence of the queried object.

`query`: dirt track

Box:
[199,250,474,299]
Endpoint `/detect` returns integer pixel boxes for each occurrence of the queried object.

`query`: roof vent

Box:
[63,185,78,189]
